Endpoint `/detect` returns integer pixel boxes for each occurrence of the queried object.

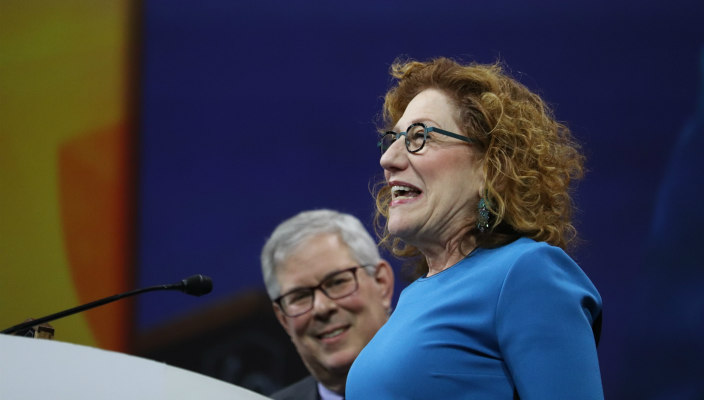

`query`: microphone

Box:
[176,274,213,296]
[1,274,213,336]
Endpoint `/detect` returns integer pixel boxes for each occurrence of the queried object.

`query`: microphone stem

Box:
[1,284,174,335]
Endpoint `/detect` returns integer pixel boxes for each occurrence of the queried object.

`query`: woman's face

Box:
[380,88,484,249]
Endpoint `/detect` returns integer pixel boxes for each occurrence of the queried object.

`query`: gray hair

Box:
[261,209,381,299]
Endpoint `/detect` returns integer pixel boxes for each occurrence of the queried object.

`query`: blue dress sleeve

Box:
[495,245,603,399]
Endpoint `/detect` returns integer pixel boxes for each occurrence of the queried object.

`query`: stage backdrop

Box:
[137,1,704,398]
[2,1,703,399]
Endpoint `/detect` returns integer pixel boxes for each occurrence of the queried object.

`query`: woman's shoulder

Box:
[480,237,589,283]
[490,237,598,298]
[482,237,567,263]
[504,236,556,250]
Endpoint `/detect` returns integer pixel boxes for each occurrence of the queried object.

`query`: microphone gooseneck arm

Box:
[1,274,212,335]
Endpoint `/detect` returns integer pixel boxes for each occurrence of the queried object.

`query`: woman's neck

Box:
[422,233,477,277]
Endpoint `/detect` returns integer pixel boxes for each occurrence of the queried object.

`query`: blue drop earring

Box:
[477,194,491,233]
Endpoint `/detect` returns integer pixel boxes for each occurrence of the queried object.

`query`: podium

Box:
[0,334,269,399]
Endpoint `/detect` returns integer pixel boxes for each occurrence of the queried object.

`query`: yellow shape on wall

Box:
[0,0,135,351]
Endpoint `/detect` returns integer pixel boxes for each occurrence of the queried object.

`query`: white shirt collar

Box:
[317,382,344,400]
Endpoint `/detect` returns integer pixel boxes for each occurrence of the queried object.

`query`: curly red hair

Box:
[373,57,585,277]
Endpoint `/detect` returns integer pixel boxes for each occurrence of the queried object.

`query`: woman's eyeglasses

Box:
[378,122,473,154]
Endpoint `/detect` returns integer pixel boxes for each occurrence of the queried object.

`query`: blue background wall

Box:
[137,1,704,398]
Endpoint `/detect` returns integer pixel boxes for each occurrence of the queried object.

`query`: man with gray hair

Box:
[261,209,394,400]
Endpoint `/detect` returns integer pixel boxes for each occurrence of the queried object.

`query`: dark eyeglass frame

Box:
[273,265,374,317]
[377,122,474,154]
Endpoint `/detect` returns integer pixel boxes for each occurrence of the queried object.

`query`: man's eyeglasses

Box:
[274,265,373,317]
[378,122,473,155]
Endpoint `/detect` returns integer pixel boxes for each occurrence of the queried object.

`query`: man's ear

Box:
[273,303,292,337]
[374,260,395,310]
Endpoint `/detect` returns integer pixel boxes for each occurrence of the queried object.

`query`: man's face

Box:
[274,233,393,391]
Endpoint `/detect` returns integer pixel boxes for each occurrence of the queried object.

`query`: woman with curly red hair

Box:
[346,57,603,399]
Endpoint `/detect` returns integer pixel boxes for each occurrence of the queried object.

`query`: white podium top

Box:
[0,334,270,400]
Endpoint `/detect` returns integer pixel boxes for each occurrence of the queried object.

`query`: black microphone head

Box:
[180,274,213,296]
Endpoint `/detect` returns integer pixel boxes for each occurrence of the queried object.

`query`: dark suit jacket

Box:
[270,375,320,400]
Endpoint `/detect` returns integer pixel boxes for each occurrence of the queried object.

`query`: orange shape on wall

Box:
[58,123,134,351]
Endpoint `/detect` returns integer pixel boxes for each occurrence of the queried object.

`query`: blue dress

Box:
[346,238,603,399]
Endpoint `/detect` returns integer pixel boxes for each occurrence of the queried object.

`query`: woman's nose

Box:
[380,137,408,172]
